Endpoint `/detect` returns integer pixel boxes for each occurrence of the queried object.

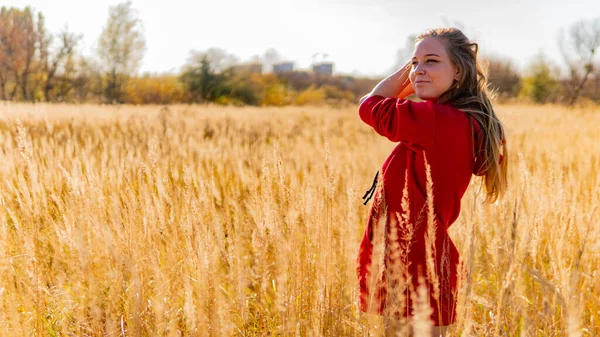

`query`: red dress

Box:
[356,95,487,326]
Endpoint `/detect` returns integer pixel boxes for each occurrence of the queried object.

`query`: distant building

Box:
[273,62,294,74]
[313,62,334,76]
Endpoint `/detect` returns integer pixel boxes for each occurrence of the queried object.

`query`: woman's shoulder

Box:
[426,100,466,121]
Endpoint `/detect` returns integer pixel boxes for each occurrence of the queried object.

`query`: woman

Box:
[356,28,508,336]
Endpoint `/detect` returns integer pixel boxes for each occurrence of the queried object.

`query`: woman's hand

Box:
[397,62,415,99]
[368,61,414,100]
[398,81,415,99]
[359,61,414,104]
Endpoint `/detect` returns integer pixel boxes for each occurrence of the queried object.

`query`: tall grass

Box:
[0,102,598,336]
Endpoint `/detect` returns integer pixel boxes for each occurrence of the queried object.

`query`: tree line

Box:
[1,3,599,106]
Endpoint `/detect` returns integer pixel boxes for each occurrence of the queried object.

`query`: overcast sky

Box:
[5,0,600,77]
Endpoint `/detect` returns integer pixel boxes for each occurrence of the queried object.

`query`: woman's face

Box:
[409,37,459,101]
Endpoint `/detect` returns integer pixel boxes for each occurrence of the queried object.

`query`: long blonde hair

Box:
[416,28,507,203]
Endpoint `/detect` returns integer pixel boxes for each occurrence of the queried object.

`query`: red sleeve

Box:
[359,95,436,150]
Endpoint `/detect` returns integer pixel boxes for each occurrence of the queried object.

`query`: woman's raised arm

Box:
[359,61,414,105]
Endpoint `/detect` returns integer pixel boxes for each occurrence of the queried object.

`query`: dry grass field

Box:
[0,101,598,336]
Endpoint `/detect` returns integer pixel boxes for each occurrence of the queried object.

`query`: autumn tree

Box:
[0,8,11,100]
[123,74,184,104]
[40,27,81,101]
[0,7,44,101]
[519,53,559,104]
[180,53,226,103]
[97,1,146,103]
[194,48,239,74]
[69,57,104,102]
[559,17,600,105]
[179,49,242,103]
[486,56,521,97]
